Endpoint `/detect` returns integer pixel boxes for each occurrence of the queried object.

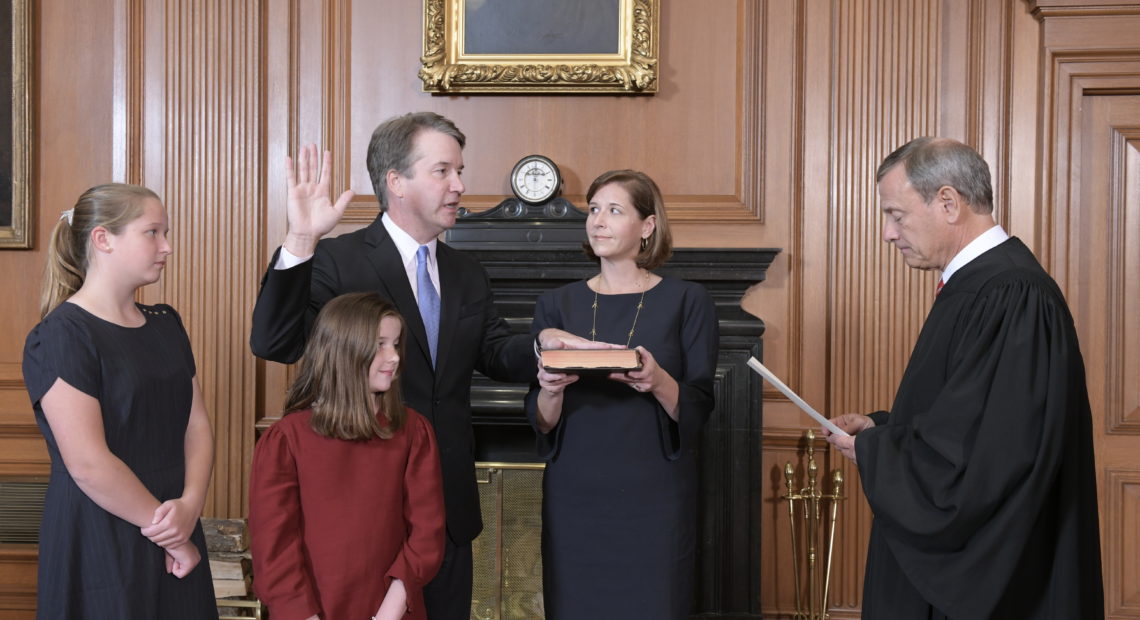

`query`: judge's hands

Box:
[163,541,200,578]
[538,328,622,350]
[141,497,198,548]
[822,413,875,464]
[282,144,355,258]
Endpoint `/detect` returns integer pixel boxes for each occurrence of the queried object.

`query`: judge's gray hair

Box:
[876,137,994,214]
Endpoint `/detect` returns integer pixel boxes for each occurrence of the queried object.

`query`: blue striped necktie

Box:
[416,245,441,366]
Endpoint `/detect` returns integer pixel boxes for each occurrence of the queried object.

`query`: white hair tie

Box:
[60,209,74,226]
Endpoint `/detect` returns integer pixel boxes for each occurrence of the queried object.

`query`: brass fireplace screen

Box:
[471,463,545,620]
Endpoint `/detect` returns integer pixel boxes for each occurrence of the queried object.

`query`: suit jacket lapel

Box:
[362,219,434,369]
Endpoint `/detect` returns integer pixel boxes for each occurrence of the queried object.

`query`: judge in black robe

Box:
[826,138,1104,619]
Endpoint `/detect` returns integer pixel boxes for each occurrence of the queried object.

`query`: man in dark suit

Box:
[250,112,586,619]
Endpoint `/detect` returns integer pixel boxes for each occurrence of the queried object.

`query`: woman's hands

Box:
[141,497,199,548]
[537,363,580,397]
[608,346,681,420]
[535,360,579,434]
[164,541,201,578]
[608,345,661,393]
[154,498,204,579]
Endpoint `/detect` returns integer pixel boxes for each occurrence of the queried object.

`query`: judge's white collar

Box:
[940,225,1009,284]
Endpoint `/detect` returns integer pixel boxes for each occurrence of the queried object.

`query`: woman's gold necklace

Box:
[590,271,649,347]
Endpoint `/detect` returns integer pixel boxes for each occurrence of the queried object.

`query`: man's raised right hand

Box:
[282,143,355,258]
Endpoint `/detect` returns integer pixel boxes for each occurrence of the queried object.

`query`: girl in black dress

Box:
[22,184,217,619]
[528,170,718,619]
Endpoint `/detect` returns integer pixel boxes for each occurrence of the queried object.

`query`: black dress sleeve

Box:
[658,280,719,460]
[160,304,197,377]
[22,309,102,404]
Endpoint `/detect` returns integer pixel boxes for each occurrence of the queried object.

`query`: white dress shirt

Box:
[940,225,1010,284]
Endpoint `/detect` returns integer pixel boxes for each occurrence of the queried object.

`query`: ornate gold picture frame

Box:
[0,0,31,249]
[419,0,659,94]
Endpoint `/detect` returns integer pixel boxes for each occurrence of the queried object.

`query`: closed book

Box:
[540,348,641,372]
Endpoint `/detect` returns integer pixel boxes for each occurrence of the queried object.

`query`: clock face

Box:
[510,155,561,204]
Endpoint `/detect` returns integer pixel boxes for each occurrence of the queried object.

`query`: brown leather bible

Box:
[540,348,642,372]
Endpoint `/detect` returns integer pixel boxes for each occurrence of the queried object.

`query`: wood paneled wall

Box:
[0,1,1136,617]
[137,0,266,518]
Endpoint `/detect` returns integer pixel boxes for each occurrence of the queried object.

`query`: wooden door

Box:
[1069,93,1140,619]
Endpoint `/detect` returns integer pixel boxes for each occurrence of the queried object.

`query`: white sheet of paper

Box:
[746,357,850,437]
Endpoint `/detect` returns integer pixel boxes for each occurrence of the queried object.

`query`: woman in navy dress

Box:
[22,184,217,619]
[528,170,718,619]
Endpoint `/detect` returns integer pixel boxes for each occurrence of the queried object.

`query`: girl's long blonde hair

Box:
[282,293,407,440]
[40,184,160,318]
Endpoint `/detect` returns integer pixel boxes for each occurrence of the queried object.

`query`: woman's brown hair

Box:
[282,293,407,440]
[40,184,159,318]
[582,169,674,270]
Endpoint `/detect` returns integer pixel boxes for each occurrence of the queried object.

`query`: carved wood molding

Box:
[0,546,37,611]
[1106,127,1140,435]
[963,0,1014,232]
[1104,468,1140,616]
[324,0,352,195]
[741,0,766,224]
[0,363,22,390]
[1034,3,1140,274]
[824,1,944,611]
[1026,1,1140,19]
[828,0,943,424]
[1041,59,1140,276]
[111,0,144,183]
[138,0,266,517]
[1038,60,1140,434]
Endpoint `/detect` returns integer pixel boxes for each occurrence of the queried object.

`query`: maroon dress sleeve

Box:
[384,409,446,614]
[249,420,322,620]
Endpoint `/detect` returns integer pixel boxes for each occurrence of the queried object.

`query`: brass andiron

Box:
[783,429,844,620]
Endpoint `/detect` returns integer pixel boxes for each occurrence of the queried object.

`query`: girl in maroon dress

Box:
[249,293,446,620]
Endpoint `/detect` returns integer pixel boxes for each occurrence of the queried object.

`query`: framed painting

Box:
[419,0,660,94]
[0,0,31,249]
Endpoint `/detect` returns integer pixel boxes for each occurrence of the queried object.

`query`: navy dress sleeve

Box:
[162,304,197,377]
[23,308,102,403]
[660,280,718,460]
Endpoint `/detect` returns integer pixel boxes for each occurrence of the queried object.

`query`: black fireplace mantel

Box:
[448,199,779,617]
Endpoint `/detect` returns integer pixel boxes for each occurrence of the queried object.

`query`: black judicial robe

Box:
[854,238,1104,619]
